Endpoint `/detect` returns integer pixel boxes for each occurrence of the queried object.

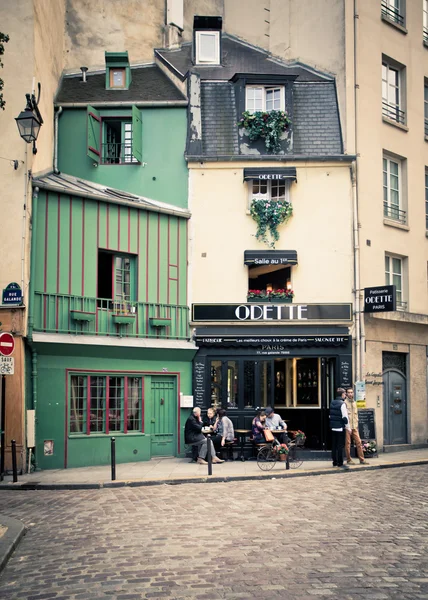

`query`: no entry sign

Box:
[0,332,15,356]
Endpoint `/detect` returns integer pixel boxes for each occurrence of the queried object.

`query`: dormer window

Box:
[246,86,285,113]
[193,15,222,66]
[110,68,126,89]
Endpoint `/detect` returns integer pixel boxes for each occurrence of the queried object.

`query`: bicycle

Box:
[257,435,304,471]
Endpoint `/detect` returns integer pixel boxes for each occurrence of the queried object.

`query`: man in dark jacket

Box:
[184,407,224,465]
[329,388,350,469]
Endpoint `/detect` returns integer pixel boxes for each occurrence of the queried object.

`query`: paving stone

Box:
[1,466,428,600]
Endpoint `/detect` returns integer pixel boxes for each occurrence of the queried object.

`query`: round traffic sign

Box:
[0,332,15,356]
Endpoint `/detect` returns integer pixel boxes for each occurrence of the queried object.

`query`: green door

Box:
[150,376,176,456]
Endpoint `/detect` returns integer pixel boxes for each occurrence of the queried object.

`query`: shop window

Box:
[248,263,292,300]
[244,361,255,409]
[69,374,143,434]
[226,361,239,410]
[87,105,142,165]
[245,86,285,113]
[97,251,136,311]
[295,358,319,406]
[210,360,222,409]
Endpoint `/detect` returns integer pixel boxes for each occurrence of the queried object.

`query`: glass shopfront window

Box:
[227,361,239,409]
[210,360,222,410]
[244,361,255,409]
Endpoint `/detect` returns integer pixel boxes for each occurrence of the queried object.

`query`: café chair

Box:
[221,438,237,461]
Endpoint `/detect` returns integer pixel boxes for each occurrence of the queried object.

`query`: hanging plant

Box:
[250,198,293,249]
[238,110,291,153]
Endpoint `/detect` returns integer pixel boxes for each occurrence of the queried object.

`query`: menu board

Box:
[339,356,352,388]
[358,409,376,441]
[193,360,206,407]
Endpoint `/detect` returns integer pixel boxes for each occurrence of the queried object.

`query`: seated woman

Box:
[212,408,235,451]
[251,410,266,444]
[203,407,217,429]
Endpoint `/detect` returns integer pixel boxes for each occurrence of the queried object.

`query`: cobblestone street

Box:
[1,465,428,600]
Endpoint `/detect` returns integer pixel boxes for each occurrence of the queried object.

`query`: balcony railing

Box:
[383,202,407,225]
[396,300,407,311]
[424,27,428,43]
[381,2,404,26]
[33,292,190,340]
[425,118,428,137]
[101,143,138,165]
[382,101,405,125]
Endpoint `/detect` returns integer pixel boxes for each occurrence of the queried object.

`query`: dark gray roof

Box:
[292,82,343,156]
[156,35,329,82]
[198,80,343,159]
[201,82,239,156]
[55,64,187,104]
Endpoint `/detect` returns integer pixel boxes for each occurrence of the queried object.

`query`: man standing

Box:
[184,407,224,465]
[345,387,368,465]
[329,388,350,469]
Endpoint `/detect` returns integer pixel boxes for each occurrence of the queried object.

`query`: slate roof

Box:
[32,173,190,218]
[201,83,239,156]
[156,35,329,82]
[55,64,187,104]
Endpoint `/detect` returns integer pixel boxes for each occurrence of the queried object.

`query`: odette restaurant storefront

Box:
[192,302,353,453]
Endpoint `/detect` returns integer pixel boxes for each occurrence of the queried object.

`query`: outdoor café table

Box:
[234,429,251,461]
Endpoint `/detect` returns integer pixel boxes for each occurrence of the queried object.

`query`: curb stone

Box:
[0,458,427,491]
[0,514,26,574]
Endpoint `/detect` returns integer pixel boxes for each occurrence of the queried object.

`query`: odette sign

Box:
[192,303,352,323]
[363,285,396,313]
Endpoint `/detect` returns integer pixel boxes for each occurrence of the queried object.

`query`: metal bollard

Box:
[286,453,290,471]
[111,437,116,481]
[206,434,212,476]
[11,439,18,482]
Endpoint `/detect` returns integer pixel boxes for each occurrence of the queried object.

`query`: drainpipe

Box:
[53,106,63,174]
[351,163,361,382]
[21,144,28,297]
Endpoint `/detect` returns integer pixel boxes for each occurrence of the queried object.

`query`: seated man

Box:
[265,406,288,444]
[184,407,224,465]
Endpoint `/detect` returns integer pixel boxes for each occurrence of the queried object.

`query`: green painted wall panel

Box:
[178,219,188,306]
[118,206,129,254]
[45,196,58,294]
[83,201,98,296]
[107,204,119,250]
[33,346,193,469]
[58,196,71,294]
[35,193,46,292]
[138,211,148,301]
[158,214,168,305]
[98,203,107,248]
[147,212,159,304]
[70,199,83,295]
[58,108,188,208]
[129,209,138,255]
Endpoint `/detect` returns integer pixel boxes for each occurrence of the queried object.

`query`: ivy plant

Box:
[238,110,291,153]
[0,32,10,110]
[250,197,293,249]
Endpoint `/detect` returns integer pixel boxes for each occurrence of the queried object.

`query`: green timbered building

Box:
[29,52,195,469]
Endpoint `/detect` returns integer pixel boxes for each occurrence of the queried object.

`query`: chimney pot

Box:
[80,66,88,83]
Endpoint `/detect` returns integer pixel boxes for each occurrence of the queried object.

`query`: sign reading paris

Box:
[2,282,22,305]
[363,285,396,313]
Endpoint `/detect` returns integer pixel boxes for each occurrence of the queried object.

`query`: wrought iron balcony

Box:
[381,2,404,26]
[396,300,407,311]
[424,27,428,43]
[101,143,138,165]
[382,101,405,125]
[33,292,190,339]
[383,202,407,225]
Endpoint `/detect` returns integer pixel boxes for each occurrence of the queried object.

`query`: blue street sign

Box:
[2,282,22,305]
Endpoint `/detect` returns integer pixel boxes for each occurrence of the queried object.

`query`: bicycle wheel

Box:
[288,446,303,469]
[257,446,277,471]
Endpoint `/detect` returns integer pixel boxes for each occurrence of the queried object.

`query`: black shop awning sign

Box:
[244,250,298,266]
[243,167,297,182]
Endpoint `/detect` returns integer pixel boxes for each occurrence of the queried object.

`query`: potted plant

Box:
[112,295,136,325]
[238,110,291,153]
[250,197,293,249]
[274,443,289,461]
[361,440,377,457]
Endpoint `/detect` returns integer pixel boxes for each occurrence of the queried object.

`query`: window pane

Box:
[226,361,239,409]
[199,32,217,62]
[271,180,286,199]
[210,360,222,410]
[392,257,401,275]
[109,377,124,431]
[127,377,142,431]
[70,375,87,433]
[90,376,105,433]
[259,361,272,408]
[243,361,255,409]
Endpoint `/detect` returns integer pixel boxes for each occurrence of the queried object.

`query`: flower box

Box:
[70,310,96,322]
[149,317,172,327]
[247,297,292,303]
[112,314,136,325]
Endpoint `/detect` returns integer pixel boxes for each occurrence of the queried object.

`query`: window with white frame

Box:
[382,60,405,124]
[195,31,220,64]
[245,86,285,113]
[69,373,143,434]
[424,0,428,42]
[381,0,405,26]
[425,81,428,136]
[425,168,428,230]
[385,254,406,309]
[383,154,406,223]
[248,178,290,208]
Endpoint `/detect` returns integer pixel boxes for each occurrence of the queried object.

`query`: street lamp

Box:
[15,83,43,154]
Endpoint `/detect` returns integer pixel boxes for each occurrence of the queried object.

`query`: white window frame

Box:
[424,81,428,136]
[382,60,404,123]
[245,86,285,114]
[381,0,405,26]
[247,178,291,210]
[383,153,406,223]
[385,254,406,309]
[423,0,428,41]
[425,168,428,231]
[195,31,220,65]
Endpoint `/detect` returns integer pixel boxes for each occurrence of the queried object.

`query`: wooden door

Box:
[150,377,176,456]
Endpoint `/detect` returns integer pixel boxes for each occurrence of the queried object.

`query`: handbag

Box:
[263,429,274,442]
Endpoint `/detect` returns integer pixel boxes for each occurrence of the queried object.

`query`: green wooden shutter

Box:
[132,105,143,163]
[87,105,101,163]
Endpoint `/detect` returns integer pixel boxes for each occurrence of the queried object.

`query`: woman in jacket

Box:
[251,409,266,444]
[213,408,235,448]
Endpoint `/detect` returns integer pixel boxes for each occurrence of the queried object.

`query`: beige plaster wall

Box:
[356,0,428,316]
[189,162,354,305]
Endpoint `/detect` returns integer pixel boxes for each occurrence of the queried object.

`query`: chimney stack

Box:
[80,66,88,83]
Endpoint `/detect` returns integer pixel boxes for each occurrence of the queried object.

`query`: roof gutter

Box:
[186,154,357,163]
[54,100,188,108]
[34,182,191,219]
